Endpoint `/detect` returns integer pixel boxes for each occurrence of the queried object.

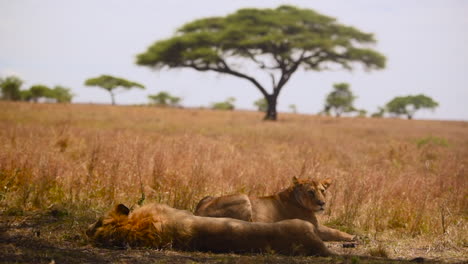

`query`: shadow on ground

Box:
[0,211,457,264]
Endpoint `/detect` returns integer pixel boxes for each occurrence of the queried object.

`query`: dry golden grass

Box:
[0,101,467,260]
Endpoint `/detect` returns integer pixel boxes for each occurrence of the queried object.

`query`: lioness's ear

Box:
[321,178,333,189]
[114,204,130,216]
[292,176,299,185]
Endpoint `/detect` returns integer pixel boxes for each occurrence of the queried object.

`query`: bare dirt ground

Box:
[1,210,465,264]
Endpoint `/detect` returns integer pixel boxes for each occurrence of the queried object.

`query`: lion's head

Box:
[86,204,133,248]
[87,203,194,249]
[291,177,332,212]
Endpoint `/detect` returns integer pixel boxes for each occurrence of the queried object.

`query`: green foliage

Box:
[253,98,268,112]
[18,85,74,103]
[20,90,33,101]
[148,91,181,107]
[416,136,449,148]
[351,256,361,264]
[386,94,439,119]
[0,76,23,101]
[289,104,298,114]
[84,75,145,91]
[136,5,386,120]
[84,75,145,105]
[371,107,385,118]
[51,86,74,103]
[211,97,236,110]
[30,85,54,102]
[1,76,73,103]
[324,83,356,117]
[357,109,367,117]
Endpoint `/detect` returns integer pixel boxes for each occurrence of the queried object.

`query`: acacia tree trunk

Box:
[109,91,116,105]
[264,94,278,121]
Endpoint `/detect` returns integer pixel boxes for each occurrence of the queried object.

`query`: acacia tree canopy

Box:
[386,94,439,120]
[212,97,236,110]
[254,98,268,112]
[148,91,181,107]
[51,86,74,103]
[29,85,54,102]
[324,82,356,117]
[136,5,386,120]
[0,76,23,101]
[84,75,145,105]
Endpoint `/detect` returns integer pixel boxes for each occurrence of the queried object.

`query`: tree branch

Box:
[183,60,270,98]
[273,53,305,96]
[269,73,277,89]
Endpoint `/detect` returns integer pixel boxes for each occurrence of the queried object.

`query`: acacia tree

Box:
[29,85,53,102]
[0,76,23,101]
[289,104,298,114]
[386,94,439,120]
[84,75,145,105]
[148,91,181,107]
[254,98,268,112]
[323,83,356,117]
[212,97,236,110]
[371,107,385,118]
[51,86,74,103]
[136,5,385,120]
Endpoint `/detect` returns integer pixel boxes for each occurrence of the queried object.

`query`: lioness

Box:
[87,202,332,256]
[195,177,354,242]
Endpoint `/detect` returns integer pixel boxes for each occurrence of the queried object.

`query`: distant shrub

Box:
[148,91,181,107]
[371,107,385,118]
[23,85,73,103]
[416,136,449,148]
[0,76,23,101]
[323,83,357,117]
[211,97,235,110]
[289,104,297,114]
[253,98,267,112]
[357,109,367,117]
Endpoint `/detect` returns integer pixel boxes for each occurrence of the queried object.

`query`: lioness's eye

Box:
[308,190,315,196]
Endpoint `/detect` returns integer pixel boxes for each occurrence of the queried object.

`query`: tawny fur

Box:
[195,177,354,242]
[87,202,332,256]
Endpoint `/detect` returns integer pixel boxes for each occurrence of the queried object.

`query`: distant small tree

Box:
[148,91,181,107]
[29,85,53,102]
[357,109,367,117]
[0,76,23,101]
[386,94,439,120]
[212,97,236,110]
[323,83,356,117]
[51,86,74,103]
[289,104,298,114]
[84,75,145,105]
[371,107,385,118]
[254,98,268,112]
[20,90,32,101]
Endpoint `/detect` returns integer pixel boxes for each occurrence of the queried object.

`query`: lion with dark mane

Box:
[195,177,354,242]
[87,202,332,256]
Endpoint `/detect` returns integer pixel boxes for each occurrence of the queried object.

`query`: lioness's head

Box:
[291,177,332,212]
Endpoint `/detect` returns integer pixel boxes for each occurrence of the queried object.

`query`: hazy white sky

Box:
[1,0,467,120]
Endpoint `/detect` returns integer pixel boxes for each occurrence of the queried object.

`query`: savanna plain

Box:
[0,102,466,263]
